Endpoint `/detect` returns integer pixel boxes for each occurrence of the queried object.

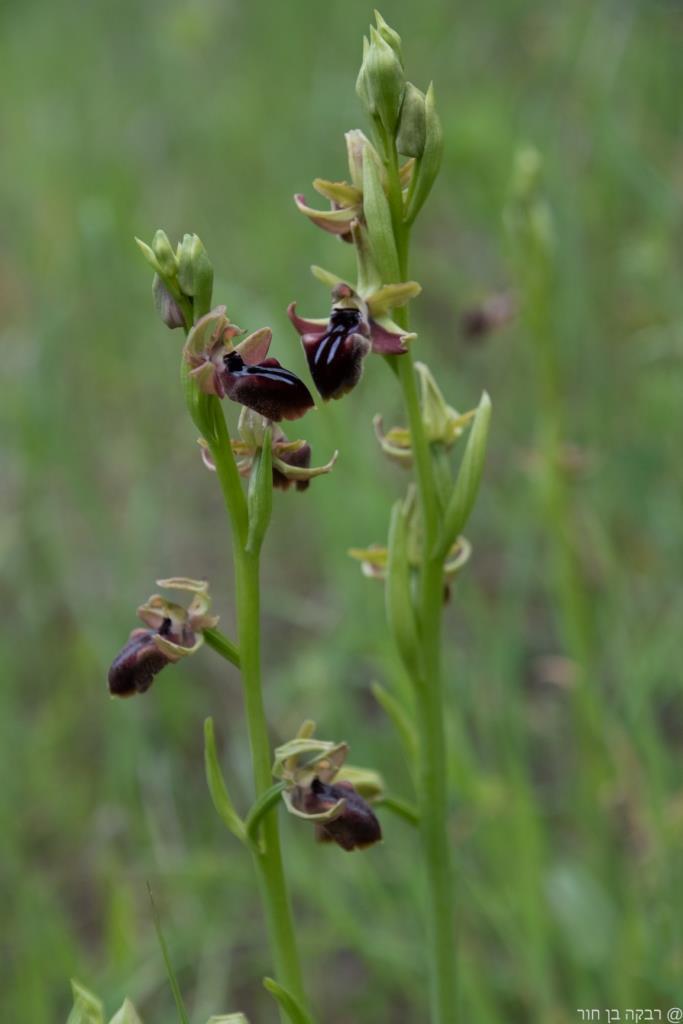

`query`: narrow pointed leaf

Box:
[437,391,492,557]
[204,718,248,843]
[262,978,315,1024]
[147,885,190,1024]
[371,681,418,763]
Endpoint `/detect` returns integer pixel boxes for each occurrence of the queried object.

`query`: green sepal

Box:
[135,236,161,274]
[437,391,492,557]
[109,1000,143,1024]
[362,147,400,283]
[386,498,420,679]
[404,83,443,226]
[246,425,273,556]
[263,978,315,1024]
[67,981,104,1024]
[396,82,426,158]
[204,718,248,843]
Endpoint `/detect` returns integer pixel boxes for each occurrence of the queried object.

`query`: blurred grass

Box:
[2,0,683,1020]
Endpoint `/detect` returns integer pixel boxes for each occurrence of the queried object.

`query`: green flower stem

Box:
[203,627,241,669]
[205,402,307,1018]
[380,135,458,1024]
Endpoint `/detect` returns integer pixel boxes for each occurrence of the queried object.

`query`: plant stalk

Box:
[201,396,308,1017]
[381,136,458,1024]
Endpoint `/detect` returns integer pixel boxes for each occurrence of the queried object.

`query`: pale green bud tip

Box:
[374,10,402,61]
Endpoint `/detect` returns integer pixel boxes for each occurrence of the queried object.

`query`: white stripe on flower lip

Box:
[326,334,343,364]
[313,333,332,366]
[234,366,297,386]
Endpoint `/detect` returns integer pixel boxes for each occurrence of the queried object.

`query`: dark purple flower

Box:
[108,579,217,699]
[184,306,314,422]
[288,281,418,401]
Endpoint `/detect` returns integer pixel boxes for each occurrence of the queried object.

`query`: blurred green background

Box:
[2,0,683,1020]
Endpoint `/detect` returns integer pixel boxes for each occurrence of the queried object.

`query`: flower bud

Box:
[356,26,405,139]
[396,82,426,158]
[439,391,492,556]
[153,274,185,329]
[151,228,177,277]
[404,83,443,225]
[178,233,214,320]
[416,361,474,447]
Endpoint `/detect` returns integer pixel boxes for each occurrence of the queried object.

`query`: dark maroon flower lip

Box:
[288,304,371,401]
[220,351,314,422]
[296,777,383,851]
[108,625,176,698]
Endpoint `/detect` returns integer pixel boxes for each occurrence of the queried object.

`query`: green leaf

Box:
[263,978,314,1024]
[404,83,443,226]
[67,981,104,1024]
[362,146,400,283]
[147,885,190,1024]
[246,425,273,555]
[385,499,420,679]
[437,391,492,557]
[204,718,248,843]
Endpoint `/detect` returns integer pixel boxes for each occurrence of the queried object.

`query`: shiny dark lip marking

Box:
[313,308,363,367]
[224,351,297,385]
